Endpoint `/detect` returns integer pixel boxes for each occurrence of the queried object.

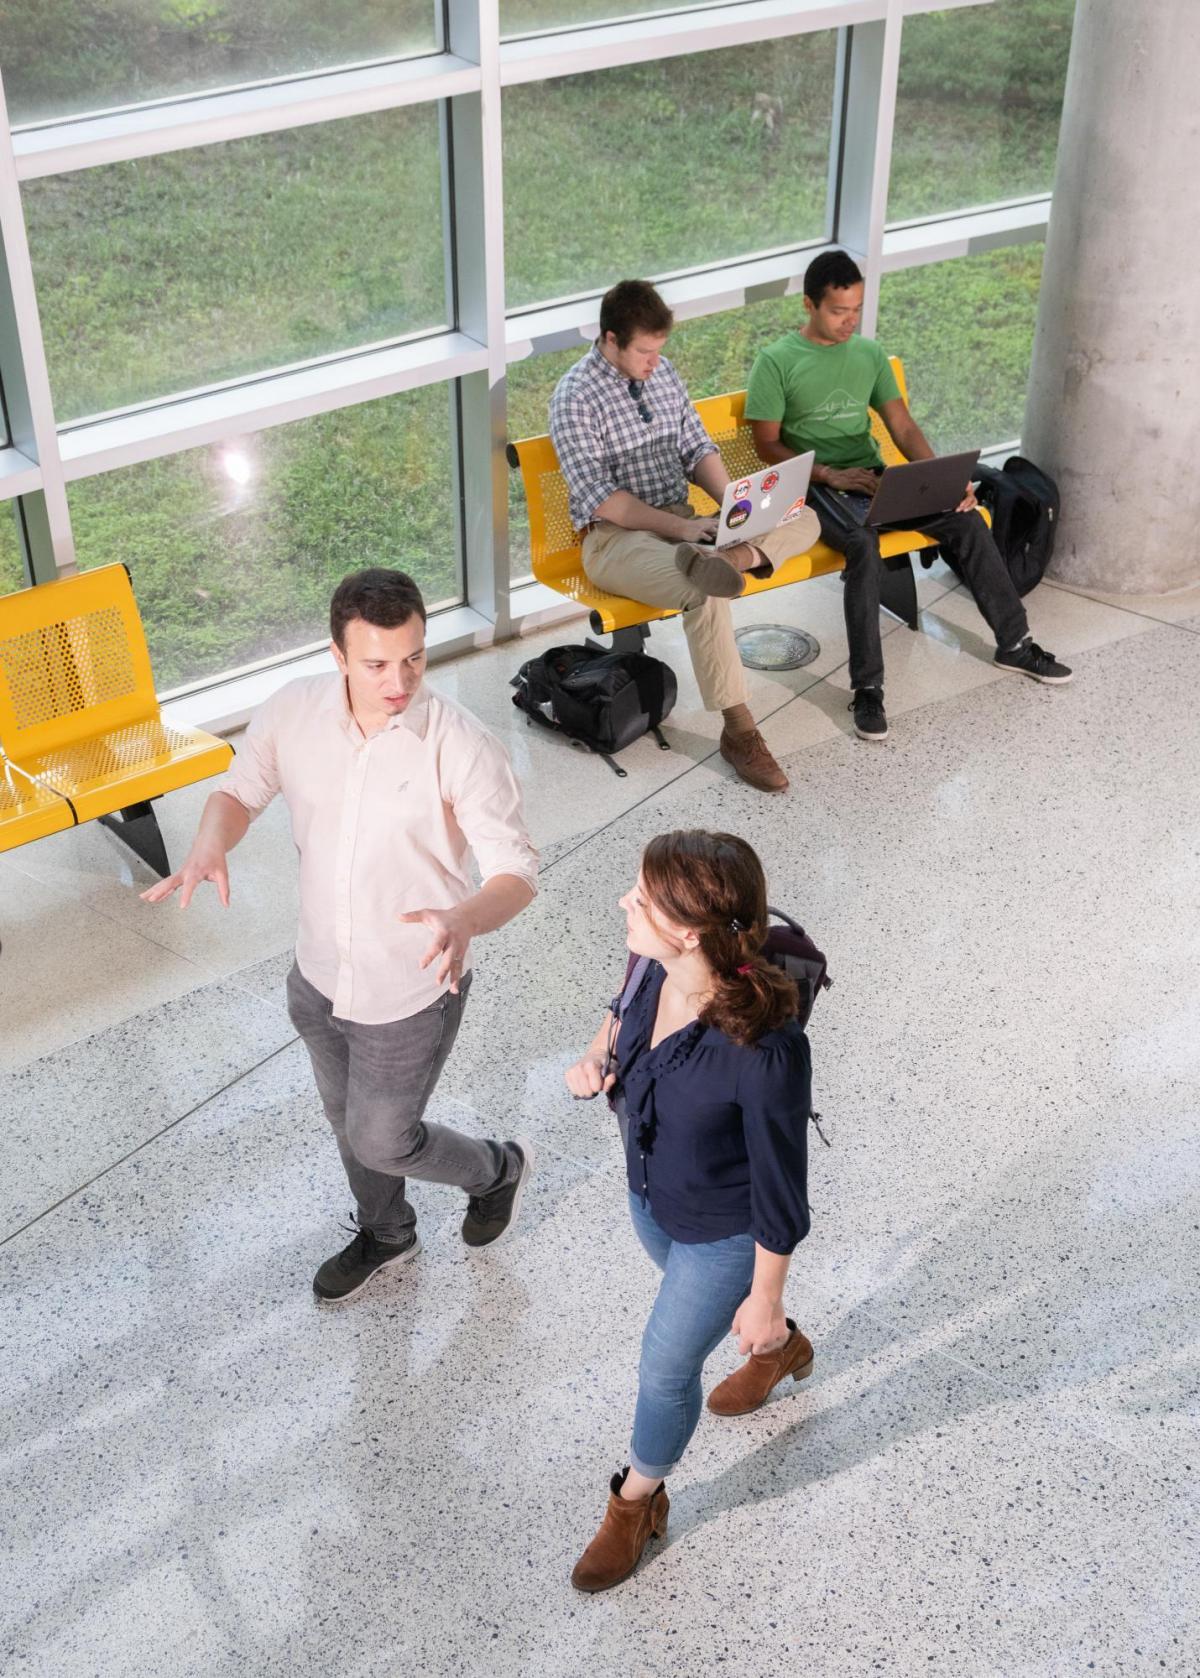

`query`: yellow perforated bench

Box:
[0,564,233,876]
[508,357,966,645]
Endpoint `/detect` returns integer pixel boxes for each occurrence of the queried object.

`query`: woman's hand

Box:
[732,1293,789,1356]
[564,1055,615,1100]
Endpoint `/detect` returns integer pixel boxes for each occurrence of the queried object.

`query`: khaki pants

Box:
[582,503,821,713]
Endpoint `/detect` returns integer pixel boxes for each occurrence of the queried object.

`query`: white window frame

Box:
[0,0,1063,728]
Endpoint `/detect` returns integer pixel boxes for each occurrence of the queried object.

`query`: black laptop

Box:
[864,450,981,528]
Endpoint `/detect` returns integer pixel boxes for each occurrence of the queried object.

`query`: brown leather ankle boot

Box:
[570,1470,670,1593]
[706,1319,814,1416]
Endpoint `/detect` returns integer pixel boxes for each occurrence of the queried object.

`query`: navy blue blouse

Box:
[614,961,812,1254]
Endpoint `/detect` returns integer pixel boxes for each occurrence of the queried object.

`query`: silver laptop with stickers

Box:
[709,450,815,549]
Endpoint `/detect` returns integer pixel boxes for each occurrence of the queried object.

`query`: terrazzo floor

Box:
[2,570,1198,1677]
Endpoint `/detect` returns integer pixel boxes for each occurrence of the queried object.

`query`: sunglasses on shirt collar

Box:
[627,379,652,424]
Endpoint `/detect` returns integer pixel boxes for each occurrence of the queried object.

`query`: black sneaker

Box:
[994,638,1073,684]
[462,1138,535,1248]
[313,1225,420,1302]
[850,688,888,740]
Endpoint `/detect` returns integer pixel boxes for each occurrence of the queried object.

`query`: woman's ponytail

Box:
[641,833,800,1046]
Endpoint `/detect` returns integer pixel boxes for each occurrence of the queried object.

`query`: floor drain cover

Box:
[735,624,821,671]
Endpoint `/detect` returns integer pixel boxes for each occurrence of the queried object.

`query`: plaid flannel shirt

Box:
[549,344,719,530]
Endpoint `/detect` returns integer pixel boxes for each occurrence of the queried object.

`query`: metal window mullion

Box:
[443,0,510,635]
[829,0,903,336]
[12,55,483,180]
[0,70,73,583]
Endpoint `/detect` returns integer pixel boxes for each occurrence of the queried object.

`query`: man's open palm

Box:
[141,853,230,908]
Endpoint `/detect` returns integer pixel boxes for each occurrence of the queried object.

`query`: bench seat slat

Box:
[0,761,76,850]
[19,718,232,824]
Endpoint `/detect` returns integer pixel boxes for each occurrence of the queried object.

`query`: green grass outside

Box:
[69,385,457,690]
[889,2,1074,220]
[0,0,437,125]
[502,34,837,307]
[0,509,25,595]
[23,108,446,421]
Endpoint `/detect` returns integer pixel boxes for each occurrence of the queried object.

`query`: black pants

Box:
[809,484,1029,692]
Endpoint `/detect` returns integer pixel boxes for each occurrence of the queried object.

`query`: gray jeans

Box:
[286,963,509,1242]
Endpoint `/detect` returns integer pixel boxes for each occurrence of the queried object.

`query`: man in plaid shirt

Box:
[549,279,819,793]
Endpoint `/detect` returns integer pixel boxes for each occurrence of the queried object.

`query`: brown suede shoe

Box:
[570,1470,670,1593]
[706,1319,814,1416]
[719,726,789,793]
[674,540,747,598]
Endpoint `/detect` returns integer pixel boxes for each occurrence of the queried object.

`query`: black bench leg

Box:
[878,554,919,630]
[586,617,650,658]
[98,801,171,878]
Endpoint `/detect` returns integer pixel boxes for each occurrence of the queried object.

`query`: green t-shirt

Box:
[745,332,901,470]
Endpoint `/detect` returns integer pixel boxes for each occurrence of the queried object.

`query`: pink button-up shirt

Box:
[219,674,539,1024]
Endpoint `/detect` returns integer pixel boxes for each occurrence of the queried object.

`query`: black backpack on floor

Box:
[511,644,677,778]
[971,455,1060,596]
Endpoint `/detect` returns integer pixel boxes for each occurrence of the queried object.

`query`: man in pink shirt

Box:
[144,569,539,1302]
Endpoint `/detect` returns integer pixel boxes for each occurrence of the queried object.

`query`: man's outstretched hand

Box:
[398,904,472,993]
[140,849,231,908]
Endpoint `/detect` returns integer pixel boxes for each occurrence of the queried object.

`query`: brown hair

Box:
[640,830,799,1047]
[599,279,674,349]
[330,568,427,650]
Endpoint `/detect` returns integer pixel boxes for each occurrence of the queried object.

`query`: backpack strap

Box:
[613,954,652,1020]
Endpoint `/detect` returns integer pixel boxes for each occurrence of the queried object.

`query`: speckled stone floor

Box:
[2,573,1198,1677]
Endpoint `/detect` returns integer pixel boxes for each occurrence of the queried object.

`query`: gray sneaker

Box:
[462,1138,535,1248]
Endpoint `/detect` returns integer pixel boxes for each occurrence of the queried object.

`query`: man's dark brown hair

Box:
[330,568,427,650]
[598,279,674,349]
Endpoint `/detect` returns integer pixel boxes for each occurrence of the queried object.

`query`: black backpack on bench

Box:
[511,644,677,778]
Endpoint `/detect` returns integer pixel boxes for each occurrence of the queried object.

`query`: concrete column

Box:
[1023,0,1200,593]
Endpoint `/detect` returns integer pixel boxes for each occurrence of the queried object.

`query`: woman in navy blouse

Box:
[564,829,813,1593]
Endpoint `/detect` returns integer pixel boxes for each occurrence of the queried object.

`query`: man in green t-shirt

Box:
[746,249,1072,740]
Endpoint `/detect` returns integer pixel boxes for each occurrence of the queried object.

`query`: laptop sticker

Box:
[760,471,779,492]
[726,499,753,529]
[780,493,809,524]
[733,479,752,500]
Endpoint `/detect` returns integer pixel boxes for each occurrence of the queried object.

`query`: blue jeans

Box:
[627,1192,757,1480]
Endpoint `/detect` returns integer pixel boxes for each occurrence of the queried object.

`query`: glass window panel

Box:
[68,384,458,693]
[877,243,1045,451]
[504,34,837,309]
[0,504,27,594]
[889,0,1076,222]
[502,0,728,36]
[0,1,440,128]
[24,108,446,423]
